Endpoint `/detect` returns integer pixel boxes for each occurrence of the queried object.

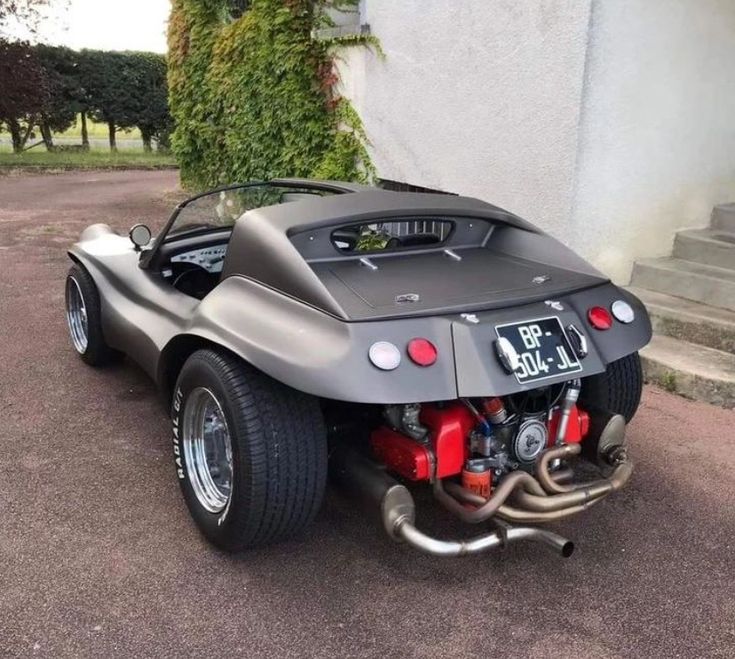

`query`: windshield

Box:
[167,184,330,240]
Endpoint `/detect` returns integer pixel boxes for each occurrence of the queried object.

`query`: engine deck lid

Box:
[309,248,606,321]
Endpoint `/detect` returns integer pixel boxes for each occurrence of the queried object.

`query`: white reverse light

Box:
[368,341,402,371]
[611,300,635,324]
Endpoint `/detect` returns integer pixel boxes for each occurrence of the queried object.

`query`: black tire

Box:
[65,263,121,366]
[580,352,643,422]
[172,348,328,552]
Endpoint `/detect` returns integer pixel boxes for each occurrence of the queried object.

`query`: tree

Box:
[1,41,172,153]
[34,44,82,149]
[79,50,172,152]
[79,49,139,151]
[126,52,171,152]
[0,38,47,152]
[0,0,52,36]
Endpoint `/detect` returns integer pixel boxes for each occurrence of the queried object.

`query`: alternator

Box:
[513,417,548,463]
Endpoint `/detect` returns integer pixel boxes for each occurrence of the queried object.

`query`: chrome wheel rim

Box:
[182,387,233,514]
[65,276,88,354]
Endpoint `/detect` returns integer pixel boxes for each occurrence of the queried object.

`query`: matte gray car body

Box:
[68,178,652,404]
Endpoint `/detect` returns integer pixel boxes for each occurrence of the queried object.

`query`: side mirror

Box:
[129,224,152,251]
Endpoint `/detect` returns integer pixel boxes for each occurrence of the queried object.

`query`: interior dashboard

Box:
[170,244,228,274]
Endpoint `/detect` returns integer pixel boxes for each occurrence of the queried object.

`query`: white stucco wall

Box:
[337,0,735,283]
[338,0,593,237]
[570,0,735,281]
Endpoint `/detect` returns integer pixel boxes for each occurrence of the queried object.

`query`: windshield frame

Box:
[139,179,351,271]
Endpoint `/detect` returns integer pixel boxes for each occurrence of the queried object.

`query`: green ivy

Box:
[168,0,375,190]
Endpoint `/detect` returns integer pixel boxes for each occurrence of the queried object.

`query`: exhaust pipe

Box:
[330,445,416,540]
[330,446,574,558]
[437,417,632,523]
[396,517,574,558]
[537,413,629,495]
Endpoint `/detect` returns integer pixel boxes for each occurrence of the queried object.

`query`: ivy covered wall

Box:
[168,0,374,189]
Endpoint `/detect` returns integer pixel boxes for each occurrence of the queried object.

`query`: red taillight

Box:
[407,338,438,366]
[587,306,613,330]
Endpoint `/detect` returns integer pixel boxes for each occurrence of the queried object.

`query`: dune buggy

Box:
[65,179,650,557]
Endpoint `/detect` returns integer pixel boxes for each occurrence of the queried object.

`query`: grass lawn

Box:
[0,115,174,170]
[0,147,176,171]
[55,117,143,141]
[0,115,143,142]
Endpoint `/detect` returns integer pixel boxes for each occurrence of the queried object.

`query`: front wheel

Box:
[65,263,121,366]
[172,348,328,552]
[580,352,643,422]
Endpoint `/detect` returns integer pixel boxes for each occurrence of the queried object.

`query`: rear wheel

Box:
[580,352,643,422]
[172,348,328,551]
[65,263,121,366]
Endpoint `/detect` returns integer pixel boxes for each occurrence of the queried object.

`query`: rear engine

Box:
[330,379,633,558]
[370,385,591,497]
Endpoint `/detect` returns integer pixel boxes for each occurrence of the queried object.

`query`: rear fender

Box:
[168,276,459,404]
[162,279,651,404]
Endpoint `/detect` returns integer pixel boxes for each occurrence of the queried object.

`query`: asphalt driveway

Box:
[0,170,734,658]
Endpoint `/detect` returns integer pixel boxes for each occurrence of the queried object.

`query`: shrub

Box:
[168,0,374,189]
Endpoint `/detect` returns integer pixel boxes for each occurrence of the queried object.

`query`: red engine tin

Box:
[547,405,590,445]
[370,426,432,481]
[420,403,475,478]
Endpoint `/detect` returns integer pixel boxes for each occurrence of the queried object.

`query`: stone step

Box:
[712,203,735,232]
[673,228,735,271]
[628,287,735,354]
[639,335,735,409]
[630,257,735,312]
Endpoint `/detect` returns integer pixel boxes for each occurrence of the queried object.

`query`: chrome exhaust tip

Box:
[543,534,575,558]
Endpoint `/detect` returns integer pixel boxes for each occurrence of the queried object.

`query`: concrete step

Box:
[630,257,735,312]
[712,203,735,232]
[628,287,735,354]
[640,335,735,409]
[673,228,735,271]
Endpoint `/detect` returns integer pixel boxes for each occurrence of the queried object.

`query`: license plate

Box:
[495,316,582,384]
